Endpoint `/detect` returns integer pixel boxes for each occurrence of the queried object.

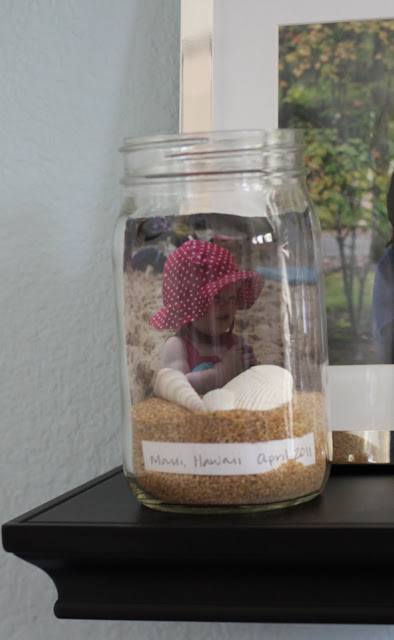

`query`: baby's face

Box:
[194,282,239,337]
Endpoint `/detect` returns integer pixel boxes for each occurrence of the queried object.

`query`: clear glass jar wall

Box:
[113,130,332,513]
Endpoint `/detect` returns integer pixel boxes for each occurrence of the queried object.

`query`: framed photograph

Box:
[181,0,394,461]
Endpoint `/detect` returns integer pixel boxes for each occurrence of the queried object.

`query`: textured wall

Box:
[1,1,180,638]
[2,1,394,639]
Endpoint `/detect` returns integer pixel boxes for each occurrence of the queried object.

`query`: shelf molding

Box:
[3,465,394,623]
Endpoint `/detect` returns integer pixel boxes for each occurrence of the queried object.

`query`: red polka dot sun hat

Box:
[150,240,264,329]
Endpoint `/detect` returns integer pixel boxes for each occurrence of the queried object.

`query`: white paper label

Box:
[142,433,315,476]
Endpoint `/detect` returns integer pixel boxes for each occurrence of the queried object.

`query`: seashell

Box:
[153,368,206,412]
[223,365,293,411]
[202,388,236,412]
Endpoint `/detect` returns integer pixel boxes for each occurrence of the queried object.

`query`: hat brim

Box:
[150,270,264,330]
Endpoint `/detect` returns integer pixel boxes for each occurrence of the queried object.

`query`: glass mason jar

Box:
[113,130,332,513]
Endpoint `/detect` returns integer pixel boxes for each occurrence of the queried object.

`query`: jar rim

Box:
[119,129,305,153]
[119,129,307,184]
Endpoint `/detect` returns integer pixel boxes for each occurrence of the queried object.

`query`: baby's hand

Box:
[240,344,257,370]
[219,344,256,384]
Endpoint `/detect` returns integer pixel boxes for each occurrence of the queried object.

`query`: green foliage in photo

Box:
[279,18,394,356]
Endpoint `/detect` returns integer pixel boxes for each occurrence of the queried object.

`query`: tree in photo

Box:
[279,19,394,360]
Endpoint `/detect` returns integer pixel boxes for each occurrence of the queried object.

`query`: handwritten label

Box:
[142,433,315,476]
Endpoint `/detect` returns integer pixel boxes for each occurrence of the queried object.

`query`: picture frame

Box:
[211,0,394,130]
[180,0,394,458]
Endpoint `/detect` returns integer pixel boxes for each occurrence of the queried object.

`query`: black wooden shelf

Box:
[3,464,394,623]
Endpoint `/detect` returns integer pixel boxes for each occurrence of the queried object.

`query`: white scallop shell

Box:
[223,365,293,411]
[202,388,236,412]
[153,368,206,412]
